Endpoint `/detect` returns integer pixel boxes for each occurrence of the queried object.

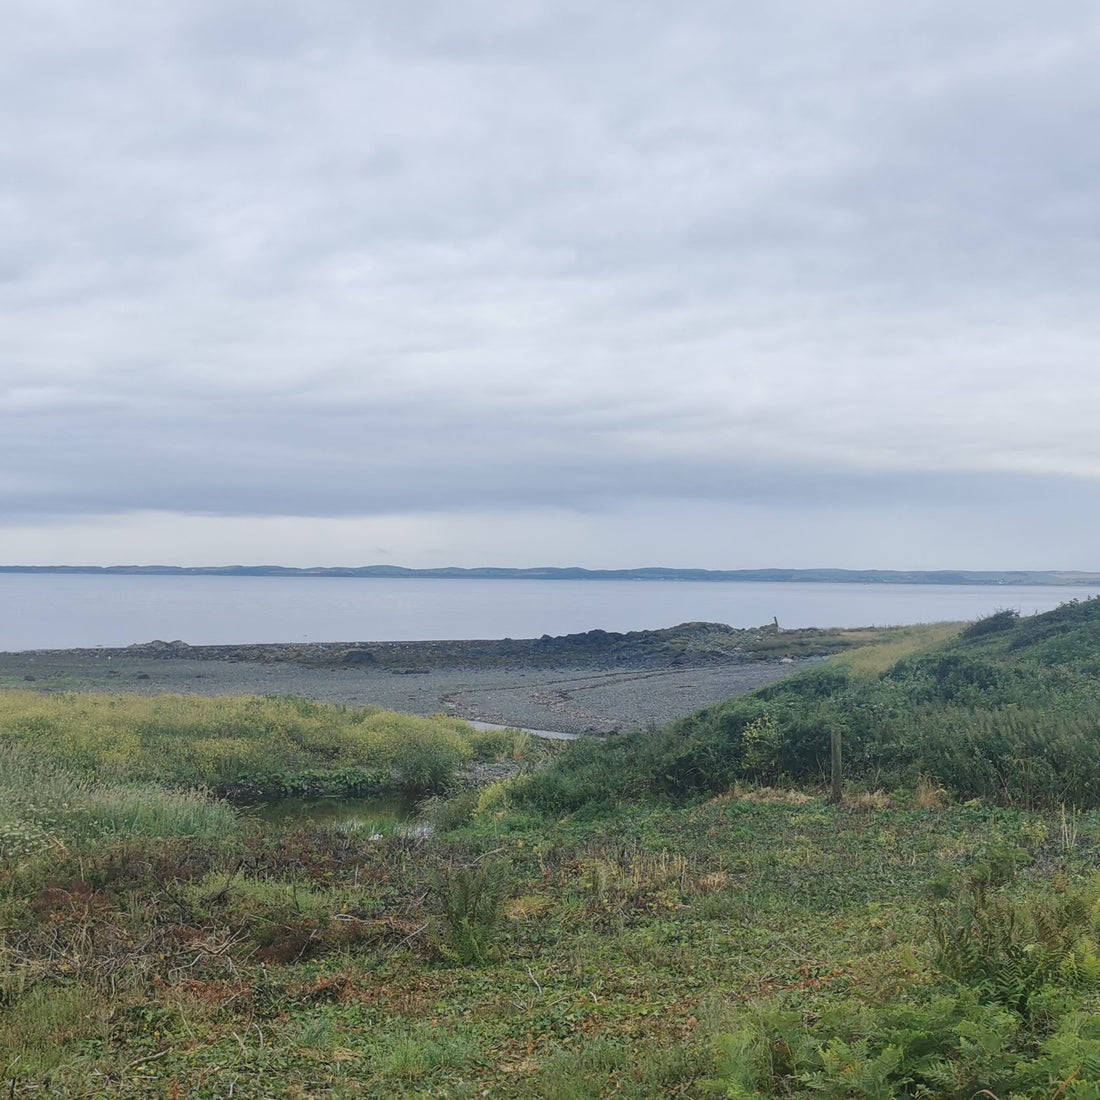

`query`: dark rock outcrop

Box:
[33,621,854,671]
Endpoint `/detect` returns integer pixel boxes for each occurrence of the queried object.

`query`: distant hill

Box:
[1,565,1098,585]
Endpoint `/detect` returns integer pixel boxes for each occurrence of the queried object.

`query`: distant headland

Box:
[1,565,1097,585]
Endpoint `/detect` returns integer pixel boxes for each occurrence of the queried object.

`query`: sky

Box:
[4,0,1100,570]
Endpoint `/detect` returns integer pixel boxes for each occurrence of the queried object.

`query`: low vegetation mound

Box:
[58,619,892,669]
[0,691,495,799]
[516,598,1100,812]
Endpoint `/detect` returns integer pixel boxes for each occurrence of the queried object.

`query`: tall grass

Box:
[0,691,475,795]
[0,742,237,864]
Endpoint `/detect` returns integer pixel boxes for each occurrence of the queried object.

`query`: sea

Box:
[0,574,1087,652]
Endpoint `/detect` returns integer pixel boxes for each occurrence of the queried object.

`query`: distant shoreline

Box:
[1,565,1097,585]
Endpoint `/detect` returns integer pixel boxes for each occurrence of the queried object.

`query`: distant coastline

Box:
[0,564,1097,585]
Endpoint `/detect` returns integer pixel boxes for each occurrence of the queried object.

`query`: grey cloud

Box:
[3,0,1100,558]
[3,369,1094,519]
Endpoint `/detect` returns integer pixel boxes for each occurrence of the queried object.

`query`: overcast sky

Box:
[4,0,1100,569]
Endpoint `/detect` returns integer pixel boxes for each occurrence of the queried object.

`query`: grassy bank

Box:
[515,599,1100,812]
[0,691,517,798]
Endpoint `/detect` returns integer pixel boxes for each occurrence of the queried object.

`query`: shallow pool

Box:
[242,791,421,829]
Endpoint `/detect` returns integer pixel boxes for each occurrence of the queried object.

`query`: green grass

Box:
[2,603,1100,1095]
[0,793,1097,1096]
[0,983,106,1080]
[0,690,504,797]
[518,598,1100,811]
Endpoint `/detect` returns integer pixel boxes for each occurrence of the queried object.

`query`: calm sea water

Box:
[0,574,1086,652]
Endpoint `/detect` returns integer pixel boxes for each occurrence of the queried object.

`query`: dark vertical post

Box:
[830,727,843,804]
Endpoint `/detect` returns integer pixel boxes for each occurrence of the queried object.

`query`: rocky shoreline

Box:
[47,619,809,669]
[0,622,847,735]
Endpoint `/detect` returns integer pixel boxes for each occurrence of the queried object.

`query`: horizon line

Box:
[1,563,1098,584]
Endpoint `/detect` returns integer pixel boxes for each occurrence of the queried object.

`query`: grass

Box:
[830,620,965,678]
[2,604,1100,1094]
[0,742,238,862]
[0,690,519,797]
[0,793,1094,1096]
[0,983,105,1080]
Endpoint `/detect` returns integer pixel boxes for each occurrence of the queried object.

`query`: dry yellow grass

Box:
[695,870,731,894]
[831,621,965,679]
[505,895,554,921]
[715,785,815,805]
[915,774,947,810]
[844,790,895,813]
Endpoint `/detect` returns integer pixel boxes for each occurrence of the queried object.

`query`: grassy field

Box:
[828,621,967,679]
[0,691,510,799]
[3,602,1100,1096]
[1,788,1098,1097]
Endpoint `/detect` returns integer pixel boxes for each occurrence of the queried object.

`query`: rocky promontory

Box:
[96,620,859,671]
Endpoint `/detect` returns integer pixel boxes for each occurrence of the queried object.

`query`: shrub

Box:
[473,779,515,820]
[421,789,480,832]
[707,995,1024,1099]
[961,608,1019,639]
[930,876,1100,1015]
[386,722,471,793]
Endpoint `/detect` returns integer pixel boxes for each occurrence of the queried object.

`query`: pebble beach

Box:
[0,645,802,736]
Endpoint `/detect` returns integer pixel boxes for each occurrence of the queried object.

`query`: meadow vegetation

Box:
[2,601,1100,1095]
[0,691,487,798]
[516,598,1100,813]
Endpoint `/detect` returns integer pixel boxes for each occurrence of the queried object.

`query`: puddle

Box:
[243,791,421,829]
[467,719,578,741]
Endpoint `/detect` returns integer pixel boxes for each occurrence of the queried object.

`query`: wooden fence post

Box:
[830,727,843,804]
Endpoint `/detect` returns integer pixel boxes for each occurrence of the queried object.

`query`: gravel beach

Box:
[0,644,804,735]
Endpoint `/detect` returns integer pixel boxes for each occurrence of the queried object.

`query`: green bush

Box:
[422,789,481,832]
[930,876,1100,1016]
[707,994,1025,1099]
[961,608,1019,638]
[387,721,471,793]
[706,871,1100,1098]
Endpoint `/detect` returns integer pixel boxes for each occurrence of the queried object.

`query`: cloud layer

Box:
[3,1,1100,564]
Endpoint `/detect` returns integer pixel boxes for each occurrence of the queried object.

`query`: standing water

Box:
[0,574,1085,650]
[244,791,421,830]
